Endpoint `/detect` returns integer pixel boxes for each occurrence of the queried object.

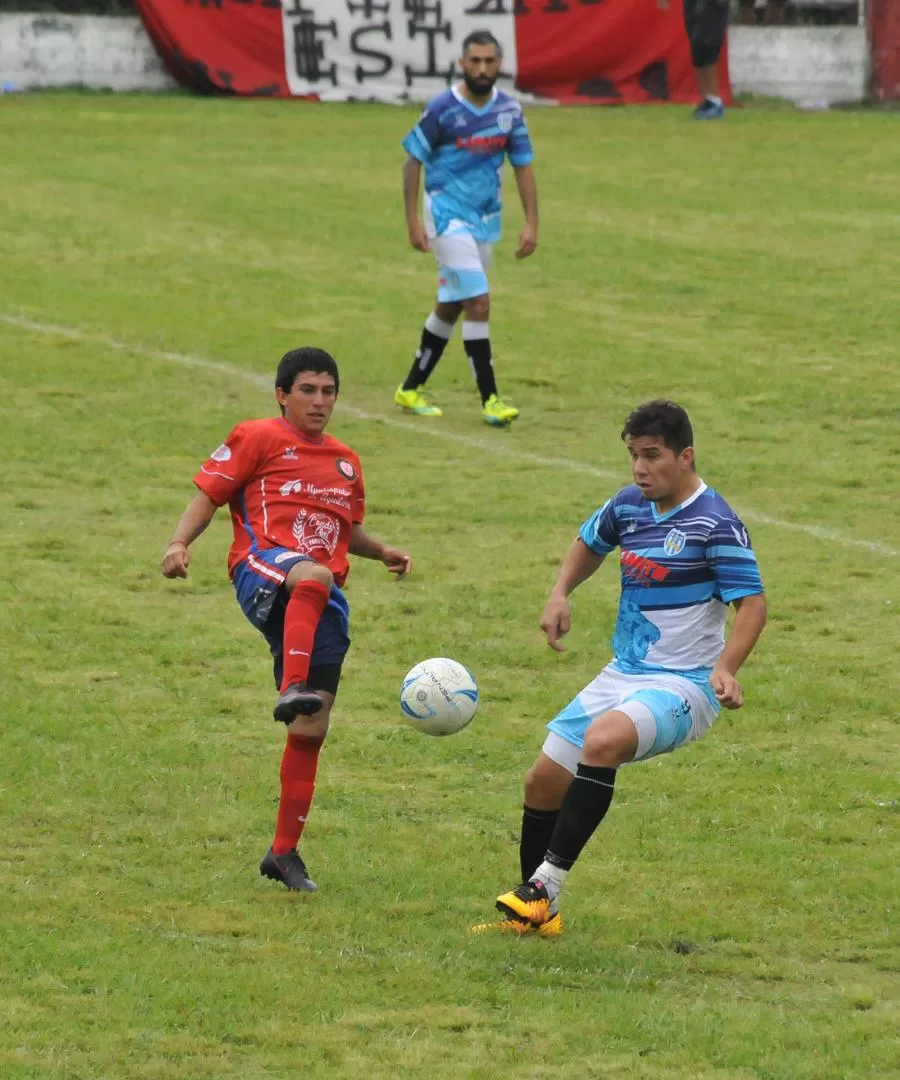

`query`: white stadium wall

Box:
[0,13,870,105]
[0,14,176,92]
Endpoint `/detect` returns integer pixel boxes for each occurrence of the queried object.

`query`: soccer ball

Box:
[399,657,478,737]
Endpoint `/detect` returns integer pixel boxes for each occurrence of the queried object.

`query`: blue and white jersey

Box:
[579,482,764,692]
[402,87,534,244]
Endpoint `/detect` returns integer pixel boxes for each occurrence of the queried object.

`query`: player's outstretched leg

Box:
[274,567,331,724]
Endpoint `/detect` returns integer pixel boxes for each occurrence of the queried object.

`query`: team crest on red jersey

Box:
[335,458,357,481]
[291,508,340,559]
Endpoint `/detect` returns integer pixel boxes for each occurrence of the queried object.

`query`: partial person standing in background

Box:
[683,0,730,118]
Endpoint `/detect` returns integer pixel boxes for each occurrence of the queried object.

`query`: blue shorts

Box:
[232,548,350,692]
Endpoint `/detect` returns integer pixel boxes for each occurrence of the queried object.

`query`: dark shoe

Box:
[693,98,725,120]
[259,847,318,892]
[273,682,323,724]
[495,880,552,927]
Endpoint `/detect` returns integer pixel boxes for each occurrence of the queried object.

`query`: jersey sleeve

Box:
[402,102,441,163]
[706,515,764,603]
[578,496,619,555]
[507,108,534,167]
[192,422,261,506]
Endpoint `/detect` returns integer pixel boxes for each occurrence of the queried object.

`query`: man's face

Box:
[626,435,694,502]
[461,44,501,97]
[276,371,337,436]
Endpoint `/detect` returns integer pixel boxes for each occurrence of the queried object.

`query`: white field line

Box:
[3,313,897,558]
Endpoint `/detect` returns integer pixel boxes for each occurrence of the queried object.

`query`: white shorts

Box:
[543,665,718,775]
[430,230,493,303]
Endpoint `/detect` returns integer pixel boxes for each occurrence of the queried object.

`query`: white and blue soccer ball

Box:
[399,657,478,737]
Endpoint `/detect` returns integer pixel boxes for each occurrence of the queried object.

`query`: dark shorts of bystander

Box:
[683,0,729,68]
[232,548,351,696]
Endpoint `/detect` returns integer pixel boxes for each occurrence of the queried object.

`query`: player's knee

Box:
[286,561,333,591]
[463,295,490,321]
[582,714,636,767]
[524,755,571,809]
[523,762,547,805]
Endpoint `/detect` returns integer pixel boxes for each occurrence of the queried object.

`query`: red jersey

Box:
[193,417,365,585]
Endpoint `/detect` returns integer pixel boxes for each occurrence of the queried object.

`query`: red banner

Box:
[515,0,730,105]
[135,0,730,105]
[136,0,288,96]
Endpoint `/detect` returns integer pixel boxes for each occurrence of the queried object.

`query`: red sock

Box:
[272,732,323,855]
[281,579,329,690]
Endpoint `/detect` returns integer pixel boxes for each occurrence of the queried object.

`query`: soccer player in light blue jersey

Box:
[394,30,539,427]
[477,401,768,936]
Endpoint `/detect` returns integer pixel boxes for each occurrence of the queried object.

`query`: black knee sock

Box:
[463,330,498,403]
[402,326,451,391]
[544,764,617,872]
[519,806,559,882]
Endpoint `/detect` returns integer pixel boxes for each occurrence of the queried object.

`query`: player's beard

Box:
[463,72,497,98]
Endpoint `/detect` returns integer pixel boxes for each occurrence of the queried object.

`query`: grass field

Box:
[0,93,898,1080]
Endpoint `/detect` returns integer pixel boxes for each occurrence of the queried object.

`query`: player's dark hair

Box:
[462,30,503,57]
[275,347,340,402]
[621,400,694,456]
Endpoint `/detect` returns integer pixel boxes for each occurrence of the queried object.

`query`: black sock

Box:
[544,764,617,872]
[402,328,449,391]
[463,335,498,403]
[519,806,559,882]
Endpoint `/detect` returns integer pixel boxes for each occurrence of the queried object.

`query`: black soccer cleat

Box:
[273,682,324,725]
[259,847,318,892]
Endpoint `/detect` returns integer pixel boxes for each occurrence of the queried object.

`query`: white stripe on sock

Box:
[462,320,489,341]
[424,312,455,339]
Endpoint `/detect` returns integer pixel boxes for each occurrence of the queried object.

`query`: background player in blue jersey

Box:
[476,400,768,935]
[394,30,539,427]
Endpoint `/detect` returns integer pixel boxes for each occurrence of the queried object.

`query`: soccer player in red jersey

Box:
[161,347,411,892]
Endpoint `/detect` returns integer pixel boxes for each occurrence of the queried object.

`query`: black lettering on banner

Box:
[463,0,510,12]
[346,0,390,15]
[403,0,454,87]
[350,23,394,82]
[283,0,339,84]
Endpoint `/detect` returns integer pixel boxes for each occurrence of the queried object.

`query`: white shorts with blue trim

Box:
[543,665,718,775]
[430,230,494,303]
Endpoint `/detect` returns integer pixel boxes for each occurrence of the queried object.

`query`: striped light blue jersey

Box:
[402,87,534,244]
[579,482,764,692]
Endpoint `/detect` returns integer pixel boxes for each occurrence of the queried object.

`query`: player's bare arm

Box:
[402,156,429,252]
[349,523,412,578]
[513,163,539,260]
[160,491,219,579]
[541,539,606,652]
[710,592,768,709]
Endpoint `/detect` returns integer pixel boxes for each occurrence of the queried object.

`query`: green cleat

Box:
[395,387,442,416]
[482,394,519,427]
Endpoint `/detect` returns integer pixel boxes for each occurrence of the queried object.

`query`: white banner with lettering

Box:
[281,0,520,103]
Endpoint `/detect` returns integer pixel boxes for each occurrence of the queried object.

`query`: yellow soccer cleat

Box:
[470,910,563,937]
[495,880,552,927]
[481,394,519,427]
[394,386,442,416]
